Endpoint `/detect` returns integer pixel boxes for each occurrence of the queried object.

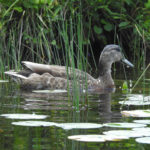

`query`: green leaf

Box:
[33,38,37,44]
[119,22,129,28]
[32,0,40,4]
[39,0,47,4]
[51,40,56,45]
[13,7,23,12]
[93,25,102,34]
[125,0,132,5]
[107,123,121,126]
[100,19,107,24]
[104,23,113,32]
[145,0,150,8]
[144,110,150,113]
[122,81,128,90]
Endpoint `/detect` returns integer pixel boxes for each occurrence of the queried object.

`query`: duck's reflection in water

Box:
[19,91,70,110]
[15,89,122,122]
[98,93,122,123]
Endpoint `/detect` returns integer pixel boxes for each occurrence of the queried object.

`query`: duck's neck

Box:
[98,61,114,88]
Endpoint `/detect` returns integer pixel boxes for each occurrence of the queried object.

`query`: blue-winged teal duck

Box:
[5,44,133,92]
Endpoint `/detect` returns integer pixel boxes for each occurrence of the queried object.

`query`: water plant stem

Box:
[131,63,150,93]
[120,63,150,110]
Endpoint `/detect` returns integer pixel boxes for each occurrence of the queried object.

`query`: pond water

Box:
[0,68,150,150]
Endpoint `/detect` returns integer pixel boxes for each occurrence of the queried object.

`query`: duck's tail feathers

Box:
[5,70,27,83]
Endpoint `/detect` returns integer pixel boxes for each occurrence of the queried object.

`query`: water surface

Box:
[0,69,150,150]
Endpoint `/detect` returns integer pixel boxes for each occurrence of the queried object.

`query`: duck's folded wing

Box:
[22,61,95,81]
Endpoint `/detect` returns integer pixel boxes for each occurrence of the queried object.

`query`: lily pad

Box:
[104,135,129,141]
[0,80,9,83]
[12,121,57,127]
[135,137,150,144]
[132,127,150,132]
[11,121,103,129]
[57,123,103,130]
[119,101,150,106]
[68,135,105,142]
[103,129,149,138]
[32,89,67,94]
[124,94,145,101]
[103,122,146,128]
[68,134,129,142]
[121,110,150,117]
[0,114,47,119]
[133,120,150,124]
[119,94,150,106]
[132,128,150,136]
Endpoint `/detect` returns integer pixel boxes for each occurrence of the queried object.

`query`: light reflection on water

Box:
[0,71,150,149]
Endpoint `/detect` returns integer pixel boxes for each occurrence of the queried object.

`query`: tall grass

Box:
[55,10,92,110]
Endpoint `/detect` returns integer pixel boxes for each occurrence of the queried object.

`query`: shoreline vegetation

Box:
[0,0,150,72]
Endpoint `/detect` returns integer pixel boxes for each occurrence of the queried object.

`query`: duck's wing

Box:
[22,61,65,75]
[22,61,95,81]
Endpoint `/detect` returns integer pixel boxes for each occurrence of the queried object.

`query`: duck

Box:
[5,44,134,92]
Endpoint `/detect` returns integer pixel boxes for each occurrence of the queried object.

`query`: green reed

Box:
[56,12,92,110]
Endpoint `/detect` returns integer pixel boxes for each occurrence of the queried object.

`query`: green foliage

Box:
[0,0,150,108]
[122,81,128,90]
[0,0,150,71]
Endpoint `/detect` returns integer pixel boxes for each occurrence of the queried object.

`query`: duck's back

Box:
[22,61,95,81]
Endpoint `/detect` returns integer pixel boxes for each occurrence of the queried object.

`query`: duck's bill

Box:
[122,58,134,67]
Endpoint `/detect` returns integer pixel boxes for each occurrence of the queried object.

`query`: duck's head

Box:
[99,44,133,68]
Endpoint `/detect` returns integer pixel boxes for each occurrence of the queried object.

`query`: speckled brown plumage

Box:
[5,44,133,92]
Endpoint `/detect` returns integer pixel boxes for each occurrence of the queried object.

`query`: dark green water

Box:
[0,69,150,150]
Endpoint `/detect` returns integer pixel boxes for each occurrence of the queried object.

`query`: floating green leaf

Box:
[106,123,121,126]
[57,123,103,130]
[68,134,129,142]
[68,135,106,142]
[103,122,146,128]
[121,110,150,117]
[133,120,150,124]
[136,137,150,144]
[144,110,150,113]
[103,129,148,138]
[1,114,47,119]
[12,121,57,127]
